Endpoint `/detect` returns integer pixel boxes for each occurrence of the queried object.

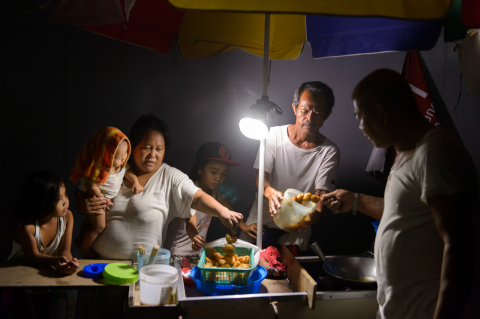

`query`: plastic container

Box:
[103,263,139,284]
[273,188,316,233]
[372,221,380,233]
[139,264,178,306]
[137,247,171,273]
[83,263,109,279]
[190,265,267,296]
[197,246,255,285]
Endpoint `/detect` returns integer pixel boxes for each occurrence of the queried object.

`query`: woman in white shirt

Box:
[76,115,242,260]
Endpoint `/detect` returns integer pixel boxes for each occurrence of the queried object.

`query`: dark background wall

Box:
[1,24,479,260]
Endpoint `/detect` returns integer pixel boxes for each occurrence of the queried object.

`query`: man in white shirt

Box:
[239,81,340,251]
[322,69,479,319]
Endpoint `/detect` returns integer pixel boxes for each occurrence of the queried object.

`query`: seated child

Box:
[70,127,141,258]
[8,170,79,275]
[163,142,240,260]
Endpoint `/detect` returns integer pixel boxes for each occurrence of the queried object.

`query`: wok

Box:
[310,242,377,289]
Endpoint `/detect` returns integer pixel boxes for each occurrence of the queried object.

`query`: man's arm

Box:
[321,190,384,220]
[429,192,476,319]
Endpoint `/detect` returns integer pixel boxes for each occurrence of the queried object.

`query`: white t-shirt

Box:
[241,125,340,250]
[375,128,478,319]
[163,190,218,259]
[78,167,126,199]
[92,163,200,261]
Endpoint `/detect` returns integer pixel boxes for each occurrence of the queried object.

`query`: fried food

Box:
[294,192,320,204]
[212,252,224,262]
[224,244,235,250]
[222,248,236,256]
[225,233,237,244]
[205,248,216,258]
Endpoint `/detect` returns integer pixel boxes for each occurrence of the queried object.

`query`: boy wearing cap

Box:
[163,142,241,260]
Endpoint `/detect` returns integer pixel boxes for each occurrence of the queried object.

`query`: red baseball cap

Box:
[196,142,241,167]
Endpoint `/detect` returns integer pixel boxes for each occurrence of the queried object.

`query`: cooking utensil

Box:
[310,242,377,289]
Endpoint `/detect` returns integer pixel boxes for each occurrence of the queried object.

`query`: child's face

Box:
[198,160,229,190]
[53,185,69,217]
[113,140,128,169]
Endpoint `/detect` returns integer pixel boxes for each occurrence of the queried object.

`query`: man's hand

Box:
[321,189,355,214]
[240,222,264,239]
[191,235,207,250]
[265,186,284,217]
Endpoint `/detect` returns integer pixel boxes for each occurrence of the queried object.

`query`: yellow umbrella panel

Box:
[169,0,453,20]
[179,12,306,59]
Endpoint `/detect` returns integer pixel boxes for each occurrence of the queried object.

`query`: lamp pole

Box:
[256,13,270,249]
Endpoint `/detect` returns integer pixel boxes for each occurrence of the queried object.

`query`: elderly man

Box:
[239,81,340,252]
[323,69,478,319]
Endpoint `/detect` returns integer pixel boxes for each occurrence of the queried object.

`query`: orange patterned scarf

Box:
[70,127,131,185]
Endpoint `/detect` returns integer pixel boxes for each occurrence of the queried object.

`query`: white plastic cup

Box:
[139,265,178,306]
[273,188,316,233]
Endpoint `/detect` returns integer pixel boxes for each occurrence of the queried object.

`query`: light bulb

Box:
[239,118,268,140]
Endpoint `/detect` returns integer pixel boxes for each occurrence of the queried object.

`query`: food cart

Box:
[0,248,378,318]
[128,246,378,319]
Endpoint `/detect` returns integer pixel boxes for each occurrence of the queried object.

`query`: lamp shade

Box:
[239,117,269,140]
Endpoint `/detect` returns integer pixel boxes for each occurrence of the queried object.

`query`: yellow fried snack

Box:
[303,192,312,201]
[212,252,223,262]
[222,248,236,256]
[224,255,235,265]
[205,248,216,258]
[224,244,235,250]
[225,233,238,244]
[220,264,231,268]
[311,195,320,203]
[218,259,226,265]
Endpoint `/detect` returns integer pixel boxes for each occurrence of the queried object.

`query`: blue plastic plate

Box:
[190,265,267,296]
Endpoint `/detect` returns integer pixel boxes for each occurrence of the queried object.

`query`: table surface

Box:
[0,259,133,288]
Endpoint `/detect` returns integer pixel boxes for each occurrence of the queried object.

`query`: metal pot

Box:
[310,242,377,289]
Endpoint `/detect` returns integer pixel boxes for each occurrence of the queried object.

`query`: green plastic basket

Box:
[197,246,255,285]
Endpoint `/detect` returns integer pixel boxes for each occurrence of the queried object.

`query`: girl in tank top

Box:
[8,170,78,275]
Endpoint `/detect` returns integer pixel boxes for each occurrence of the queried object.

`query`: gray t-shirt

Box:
[375,128,478,319]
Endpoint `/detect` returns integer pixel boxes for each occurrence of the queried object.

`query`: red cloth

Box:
[259,247,287,276]
[83,0,185,55]
[462,0,480,28]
